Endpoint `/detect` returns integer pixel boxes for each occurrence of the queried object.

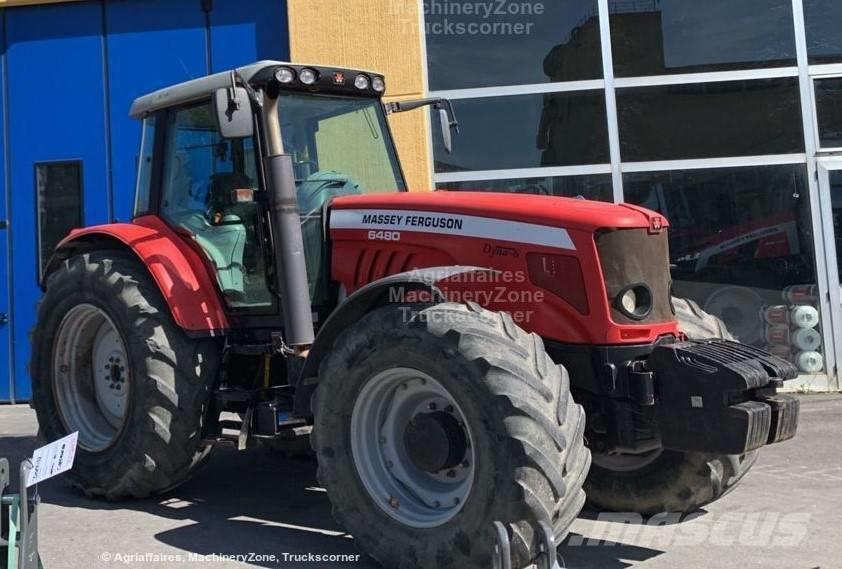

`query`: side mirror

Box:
[438,108,453,154]
[384,97,459,154]
[214,86,254,139]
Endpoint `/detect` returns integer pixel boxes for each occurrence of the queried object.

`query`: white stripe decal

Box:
[330,209,575,250]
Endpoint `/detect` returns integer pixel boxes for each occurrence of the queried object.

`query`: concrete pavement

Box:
[0,395,840,568]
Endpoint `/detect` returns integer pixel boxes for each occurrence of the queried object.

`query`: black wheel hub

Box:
[403,411,468,474]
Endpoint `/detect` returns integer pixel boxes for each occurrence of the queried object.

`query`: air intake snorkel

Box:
[259,75,315,348]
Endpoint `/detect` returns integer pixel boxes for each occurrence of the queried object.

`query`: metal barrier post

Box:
[0,459,42,569]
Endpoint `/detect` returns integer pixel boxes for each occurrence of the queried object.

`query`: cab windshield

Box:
[277,93,405,308]
[277,93,406,215]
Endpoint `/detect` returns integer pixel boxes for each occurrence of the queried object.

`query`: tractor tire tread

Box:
[312,302,589,568]
[30,251,219,500]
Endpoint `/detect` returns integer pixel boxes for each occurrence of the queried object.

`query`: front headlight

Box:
[299,68,318,85]
[354,74,371,90]
[615,284,653,320]
[620,288,637,314]
[275,67,295,84]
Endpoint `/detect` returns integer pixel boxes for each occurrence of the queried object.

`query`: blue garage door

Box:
[1,0,288,402]
[6,1,109,402]
[209,0,289,73]
[0,11,10,402]
[108,0,289,222]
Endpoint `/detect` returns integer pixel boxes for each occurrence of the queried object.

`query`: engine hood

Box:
[330,191,667,233]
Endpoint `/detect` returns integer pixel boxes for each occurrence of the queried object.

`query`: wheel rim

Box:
[591,448,663,472]
[52,304,131,452]
[704,286,763,344]
[350,368,475,529]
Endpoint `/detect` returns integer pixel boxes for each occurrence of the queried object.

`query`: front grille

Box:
[595,228,673,324]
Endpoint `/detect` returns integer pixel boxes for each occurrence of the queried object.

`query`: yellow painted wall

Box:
[287,0,433,191]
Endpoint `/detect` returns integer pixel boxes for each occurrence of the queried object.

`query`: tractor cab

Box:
[128,61,450,324]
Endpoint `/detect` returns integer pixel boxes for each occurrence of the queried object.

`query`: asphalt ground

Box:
[0,394,840,569]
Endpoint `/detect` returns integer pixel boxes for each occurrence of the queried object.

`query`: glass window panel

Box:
[425,0,602,90]
[433,92,609,172]
[437,174,613,201]
[616,79,804,162]
[160,103,274,311]
[36,161,83,279]
[815,77,842,149]
[277,93,405,196]
[610,0,797,77]
[804,0,842,64]
[625,165,824,372]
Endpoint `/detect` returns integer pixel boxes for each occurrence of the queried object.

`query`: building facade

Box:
[1,0,841,399]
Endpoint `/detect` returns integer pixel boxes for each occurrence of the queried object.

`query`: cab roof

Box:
[129,60,384,119]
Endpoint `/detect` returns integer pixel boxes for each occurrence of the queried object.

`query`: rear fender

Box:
[294,266,496,415]
[44,215,229,334]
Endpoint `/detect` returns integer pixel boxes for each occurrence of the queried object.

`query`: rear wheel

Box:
[583,297,757,515]
[31,251,220,498]
[312,302,590,568]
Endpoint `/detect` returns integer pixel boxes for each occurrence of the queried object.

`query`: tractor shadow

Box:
[39,442,669,569]
[45,444,376,568]
[558,534,661,569]
[0,434,39,489]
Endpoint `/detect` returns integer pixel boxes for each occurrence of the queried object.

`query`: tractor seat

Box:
[183,172,256,299]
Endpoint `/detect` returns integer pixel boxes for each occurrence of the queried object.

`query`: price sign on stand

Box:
[26,432,78,488]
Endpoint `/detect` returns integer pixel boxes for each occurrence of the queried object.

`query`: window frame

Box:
[423,0,604,91]
[614,76,807,163]
[133,113,164,219]
[608,0,799,79]
[430,89,612,173]
[809,72,842,152]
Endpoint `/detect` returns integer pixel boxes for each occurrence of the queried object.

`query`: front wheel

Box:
[583,297,756,515]
[312,303,590,568]
[584,448,759,515]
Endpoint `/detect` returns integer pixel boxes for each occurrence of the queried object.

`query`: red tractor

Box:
[31,62,799,568]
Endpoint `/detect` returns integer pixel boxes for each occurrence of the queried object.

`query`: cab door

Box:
[154,101,277,316]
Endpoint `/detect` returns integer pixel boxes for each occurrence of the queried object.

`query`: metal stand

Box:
[492,521,561,569]
[0,458,43,569]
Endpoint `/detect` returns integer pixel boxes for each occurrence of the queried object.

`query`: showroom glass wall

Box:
[425,0,842,385]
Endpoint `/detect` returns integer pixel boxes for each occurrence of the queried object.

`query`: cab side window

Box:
[159,102,273,310]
